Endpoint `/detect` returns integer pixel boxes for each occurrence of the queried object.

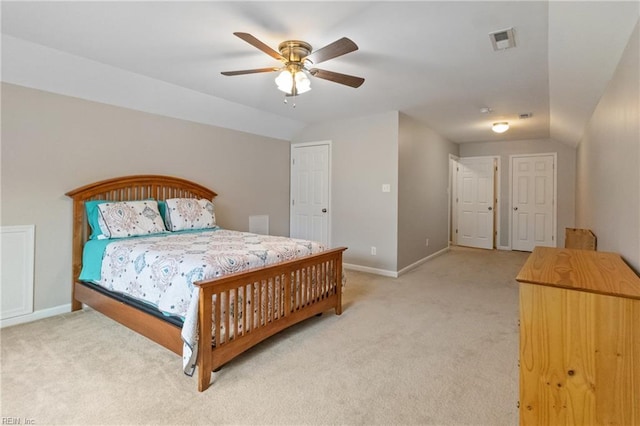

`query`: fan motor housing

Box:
[278,40,312,63]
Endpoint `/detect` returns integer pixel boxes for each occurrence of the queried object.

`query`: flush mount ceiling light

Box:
[492,122,510,133]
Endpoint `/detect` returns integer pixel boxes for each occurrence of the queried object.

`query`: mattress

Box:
[79,227,328,374]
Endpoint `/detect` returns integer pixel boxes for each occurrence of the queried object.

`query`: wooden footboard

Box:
[195,247,346,392]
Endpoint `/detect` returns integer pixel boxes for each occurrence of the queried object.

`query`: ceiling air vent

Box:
[519,112,533,119]
[489,27,516,51]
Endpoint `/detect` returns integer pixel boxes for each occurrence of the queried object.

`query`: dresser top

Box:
[516,246,640,300]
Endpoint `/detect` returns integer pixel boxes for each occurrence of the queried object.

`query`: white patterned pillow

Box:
[97,200,166,239]
[164,198,216,231]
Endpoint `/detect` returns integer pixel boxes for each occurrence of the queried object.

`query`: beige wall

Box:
[398,114,458,270]
[459,138,576,248]
[292,111,459,274]
[576,22,639,272]
[1,83,291,311]
[292,111,400,272]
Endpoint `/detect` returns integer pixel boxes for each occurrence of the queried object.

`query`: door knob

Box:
[322,208,327,213]
[513,207,518,211]
[488,206,493,211]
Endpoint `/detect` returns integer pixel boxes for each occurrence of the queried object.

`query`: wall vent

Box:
[489,27,516,51]
[1,225,35,322]
[249,215,269,235]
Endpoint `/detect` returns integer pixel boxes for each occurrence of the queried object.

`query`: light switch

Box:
[382,184,391,193]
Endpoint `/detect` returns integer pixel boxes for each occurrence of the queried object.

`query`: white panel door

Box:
[290,143,330,246]
[457,157,495,249]
[511,155,555,251]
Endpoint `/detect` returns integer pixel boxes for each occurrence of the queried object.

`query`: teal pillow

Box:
[85,200,109,239]
[157,200,167,224]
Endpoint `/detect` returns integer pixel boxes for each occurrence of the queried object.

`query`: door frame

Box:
[448,154,459,246]
[290,141,332,247]
[450,155,501,249]
[508,152,557,250]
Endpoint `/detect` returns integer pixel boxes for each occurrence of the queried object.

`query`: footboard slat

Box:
[214,292,221,352]
[195,247,346,391]
[284,271,291,318]
[225,291,230,344]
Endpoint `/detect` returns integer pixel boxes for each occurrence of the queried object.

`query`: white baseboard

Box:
[0,303,71,328]
[397,247,450,276]
[497,245,511,251]
[344,247,450,278]
[343,263,398,278]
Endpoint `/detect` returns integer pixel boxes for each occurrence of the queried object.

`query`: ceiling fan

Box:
[221,32,365,97]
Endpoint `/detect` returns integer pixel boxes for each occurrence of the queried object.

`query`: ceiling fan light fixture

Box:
[275,69,311,95]
[294,70,311,94]
[224,33,363,98]
[275,70,294,93]
[492,122,509,133]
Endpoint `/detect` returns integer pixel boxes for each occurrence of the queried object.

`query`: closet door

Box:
[290,142,330,246]
[511,154,555,251]
[457,157,495,250]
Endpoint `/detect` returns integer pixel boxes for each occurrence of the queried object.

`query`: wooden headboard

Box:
[65,175,217,310]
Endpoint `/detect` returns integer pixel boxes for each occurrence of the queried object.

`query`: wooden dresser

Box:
[516,246,640,425]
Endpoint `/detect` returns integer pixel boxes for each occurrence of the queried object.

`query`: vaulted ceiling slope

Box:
[1,2,638,146]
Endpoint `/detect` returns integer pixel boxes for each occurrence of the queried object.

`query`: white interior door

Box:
[456,157,495,249]
[290,142,330,246]
[511,154,556,251]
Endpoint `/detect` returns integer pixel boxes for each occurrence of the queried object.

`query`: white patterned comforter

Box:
[90,228,326,375]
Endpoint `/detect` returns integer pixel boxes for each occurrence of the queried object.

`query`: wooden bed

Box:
[66,175,346,392]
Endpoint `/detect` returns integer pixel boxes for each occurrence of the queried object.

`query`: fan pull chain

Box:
[283,95,297,108]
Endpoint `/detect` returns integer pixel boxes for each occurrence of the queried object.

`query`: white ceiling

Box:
[1,1,638,145]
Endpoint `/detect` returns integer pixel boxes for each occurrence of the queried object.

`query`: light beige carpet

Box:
[1,246,529,425]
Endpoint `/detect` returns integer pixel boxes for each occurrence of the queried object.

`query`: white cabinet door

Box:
[457,157,495,249]
[290,143,330,246]
[511,155,555,251]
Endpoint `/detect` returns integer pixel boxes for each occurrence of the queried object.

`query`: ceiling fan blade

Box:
[304,37,358,65]
[309,68,365,88]
[233,32,285,61]
[221,67,280,76]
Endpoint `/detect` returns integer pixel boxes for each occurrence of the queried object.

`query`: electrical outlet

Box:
[371,246,377,255]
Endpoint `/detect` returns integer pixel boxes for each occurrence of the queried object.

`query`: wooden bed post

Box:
[70,199,85,311]
[335,258,343,316]
[197,286,213,392]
